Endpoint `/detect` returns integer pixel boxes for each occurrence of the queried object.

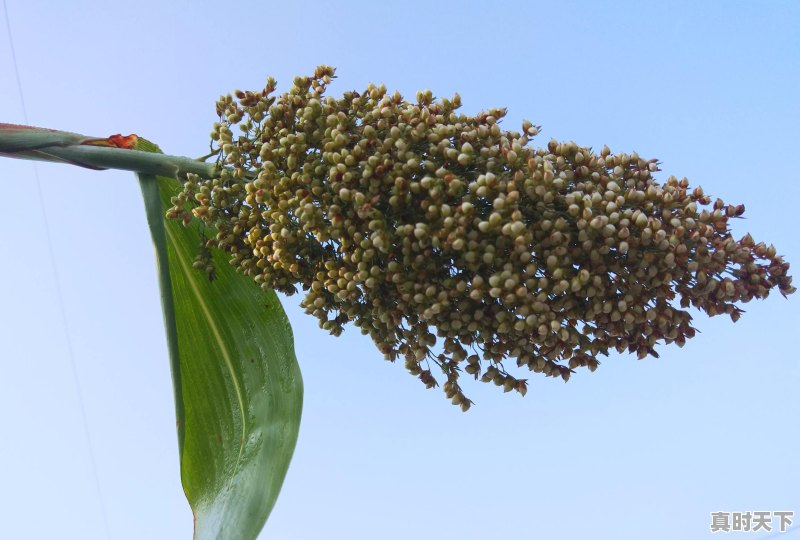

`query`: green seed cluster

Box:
[171,66,795,410]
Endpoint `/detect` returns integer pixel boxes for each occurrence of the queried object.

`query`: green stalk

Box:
[0,123,216,177]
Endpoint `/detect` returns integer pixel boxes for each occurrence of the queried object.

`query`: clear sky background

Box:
[1,1,798,539]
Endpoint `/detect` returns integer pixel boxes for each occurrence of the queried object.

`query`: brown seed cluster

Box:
[171,66,795,410]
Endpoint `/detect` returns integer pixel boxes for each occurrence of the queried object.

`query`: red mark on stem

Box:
[81,133,139,149]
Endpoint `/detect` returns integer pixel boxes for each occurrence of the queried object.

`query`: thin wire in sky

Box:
[2,2,111,538]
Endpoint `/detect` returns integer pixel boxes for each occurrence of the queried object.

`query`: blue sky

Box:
[1,1,798,539]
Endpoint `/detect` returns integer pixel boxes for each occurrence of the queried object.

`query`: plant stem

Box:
[0,123,216,178]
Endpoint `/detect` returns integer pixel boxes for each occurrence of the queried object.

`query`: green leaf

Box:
[137,169,303,540]
[0,123,301,538]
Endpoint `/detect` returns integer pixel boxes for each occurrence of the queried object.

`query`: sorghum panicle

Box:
[172,66,795,410]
